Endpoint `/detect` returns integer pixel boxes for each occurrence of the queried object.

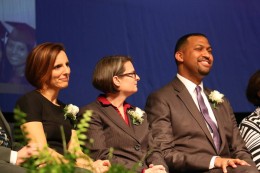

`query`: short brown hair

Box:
[246,70,260,106]
[174,33,207,54]
[92,55,132,93]
[25,42,65,89]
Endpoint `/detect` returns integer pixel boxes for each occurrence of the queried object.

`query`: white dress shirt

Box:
[177,74,218,169]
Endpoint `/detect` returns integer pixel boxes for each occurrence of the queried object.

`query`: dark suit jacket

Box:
[0,110,14,163]
[145,77,256,173]
[0,110,26,173]
[80,100,167,172]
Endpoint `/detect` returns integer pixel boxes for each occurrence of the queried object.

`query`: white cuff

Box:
[209,156,218,169]
[10,150,18,165]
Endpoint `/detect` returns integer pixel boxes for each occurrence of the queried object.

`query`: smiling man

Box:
[145,33,258,173]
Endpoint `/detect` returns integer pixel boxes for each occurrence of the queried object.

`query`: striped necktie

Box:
[195,86,221,152]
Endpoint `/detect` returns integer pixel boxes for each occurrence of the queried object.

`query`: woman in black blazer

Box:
[80,55,168,173]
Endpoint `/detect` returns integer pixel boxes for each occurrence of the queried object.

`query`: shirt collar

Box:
[177,73,204,94]
[97,94,131,109]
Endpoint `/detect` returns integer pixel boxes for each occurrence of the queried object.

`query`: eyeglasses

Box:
[118,72,137,79]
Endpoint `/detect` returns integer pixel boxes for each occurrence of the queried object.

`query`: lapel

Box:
[0,110,13,143]
[97,104,140,142]
[204,89,225,152]
[172,78,216,151]
[129,111,148,143]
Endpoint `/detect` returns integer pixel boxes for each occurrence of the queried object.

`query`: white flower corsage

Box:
[127,107,145,125]
[208,90,224,109]
[64,104,79,126]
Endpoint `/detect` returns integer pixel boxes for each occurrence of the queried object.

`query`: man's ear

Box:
[113,76,120,87]
[175,51,184,63]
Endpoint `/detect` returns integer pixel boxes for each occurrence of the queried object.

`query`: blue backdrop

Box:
[1,0,260,113]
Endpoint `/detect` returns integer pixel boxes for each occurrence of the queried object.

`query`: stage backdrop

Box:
[1,0,259,113]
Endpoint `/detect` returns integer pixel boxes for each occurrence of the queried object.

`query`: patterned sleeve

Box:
[239,114,260,170]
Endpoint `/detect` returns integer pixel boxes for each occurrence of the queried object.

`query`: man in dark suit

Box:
[0,109,36,173]
[145,33,258,173]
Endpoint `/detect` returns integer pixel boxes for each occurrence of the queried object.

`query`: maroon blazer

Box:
[145,77,257,173]
[79,100,167,172]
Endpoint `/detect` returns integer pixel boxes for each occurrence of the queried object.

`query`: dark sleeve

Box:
[145,119,169,171]
[145,92,212,171]
[79,106,110,160]
[224,99,255,163]
[15,92,43,122]
[0,146,11,162]
[80,105,136,169]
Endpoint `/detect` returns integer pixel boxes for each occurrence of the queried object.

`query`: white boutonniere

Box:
[127,107,145,125]
[64,104,79,126]
[208,90,224,109]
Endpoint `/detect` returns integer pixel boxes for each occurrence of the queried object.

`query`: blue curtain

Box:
[1,0,259,113]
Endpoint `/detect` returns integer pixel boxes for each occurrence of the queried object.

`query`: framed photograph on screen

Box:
[0,0,35,94]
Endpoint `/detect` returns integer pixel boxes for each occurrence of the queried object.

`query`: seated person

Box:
[145,33,258,173]
[0,109,38,173]
[15,42,110,173]
[79,55,168,173]
[239,70,260,170]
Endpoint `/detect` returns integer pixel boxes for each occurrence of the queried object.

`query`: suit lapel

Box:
[98,105,138,141]
[204,89,225,152]
[173,78,216,150]
[211,107,225,152]
[130,113,149,143]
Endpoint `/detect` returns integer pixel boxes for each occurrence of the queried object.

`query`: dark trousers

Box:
[209,165,259,173]
[0,160,26,173]
[170,165,259,173]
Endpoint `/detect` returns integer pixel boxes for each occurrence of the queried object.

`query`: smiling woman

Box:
[4,23,35,85]
[16,42,72,154]
[14,42,110,172]
[46,50,70,91]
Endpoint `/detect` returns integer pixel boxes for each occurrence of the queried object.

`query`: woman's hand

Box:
[144,164,167,173]
[76,158,110,173]
[93,159,111,173]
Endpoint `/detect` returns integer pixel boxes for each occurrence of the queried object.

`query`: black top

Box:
[16,90,73,155]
